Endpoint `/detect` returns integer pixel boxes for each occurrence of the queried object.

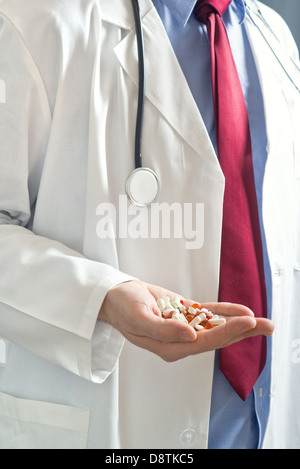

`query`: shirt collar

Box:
[159,0,246,27]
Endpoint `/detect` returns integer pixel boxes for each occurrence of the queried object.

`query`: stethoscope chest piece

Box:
[126,167,159,207]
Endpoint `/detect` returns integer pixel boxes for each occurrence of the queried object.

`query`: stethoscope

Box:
[125,0,160,207]
[126,0,300,207]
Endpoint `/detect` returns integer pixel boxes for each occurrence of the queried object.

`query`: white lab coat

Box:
[0,0,299,449]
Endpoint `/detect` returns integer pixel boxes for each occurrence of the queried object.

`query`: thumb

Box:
[133,307,197,343]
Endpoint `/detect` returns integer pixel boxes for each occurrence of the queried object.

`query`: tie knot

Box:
[194,0,231,24]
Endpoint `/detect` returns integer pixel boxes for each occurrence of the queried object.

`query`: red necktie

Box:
[194,0,267,401]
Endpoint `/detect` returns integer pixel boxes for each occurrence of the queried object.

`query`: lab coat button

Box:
[180,429,199,447]
[273,267,283,285]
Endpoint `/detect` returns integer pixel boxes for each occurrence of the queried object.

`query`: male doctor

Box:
[0,0,299,450]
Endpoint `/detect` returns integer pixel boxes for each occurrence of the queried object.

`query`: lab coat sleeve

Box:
[0,14,130,384]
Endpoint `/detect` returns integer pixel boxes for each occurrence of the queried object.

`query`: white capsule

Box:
[179,313,188,323]
[171,297,180,306]
[195,324,204,331]
[171,297,185,311]
[163,308,176,318]
[189,316,202,328]
[163,297,173,310]
[198,312,207,322]
[157,299,166,313]
[172,311,188,323]
[188,306,197,315]
[172,311,182,321]
[208,318,226,327]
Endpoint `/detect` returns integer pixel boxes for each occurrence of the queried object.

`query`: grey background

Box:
[260,0,300,50]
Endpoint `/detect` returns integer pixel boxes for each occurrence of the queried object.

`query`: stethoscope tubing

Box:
[131,0,146,170]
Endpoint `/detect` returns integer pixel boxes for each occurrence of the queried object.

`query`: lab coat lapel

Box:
[244,11,299,149]
[100,0,153,29]
[111,2,218,168]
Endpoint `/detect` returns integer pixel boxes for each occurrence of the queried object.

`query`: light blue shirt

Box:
[152,0,272,449]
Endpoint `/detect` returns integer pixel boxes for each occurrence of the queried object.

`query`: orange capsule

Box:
[204,322,213,330]
[192,303,201,310]
[185,314,195,323]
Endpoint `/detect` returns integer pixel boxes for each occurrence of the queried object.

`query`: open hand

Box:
[99,280,274,362]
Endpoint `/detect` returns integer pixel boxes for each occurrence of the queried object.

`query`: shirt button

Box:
[180,429,200,448]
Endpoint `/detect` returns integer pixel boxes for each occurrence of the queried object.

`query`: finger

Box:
[222,318,274,344]
[201,317,274,350]
[128,315,258,362]
[130,308,197,343]
[198,315,257,350]
[130,301,256,347]
[198,302,255,318]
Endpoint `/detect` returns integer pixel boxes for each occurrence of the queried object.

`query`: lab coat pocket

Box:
[0,391,90,449]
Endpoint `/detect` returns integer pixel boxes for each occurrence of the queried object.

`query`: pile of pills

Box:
[157,297,226,331]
